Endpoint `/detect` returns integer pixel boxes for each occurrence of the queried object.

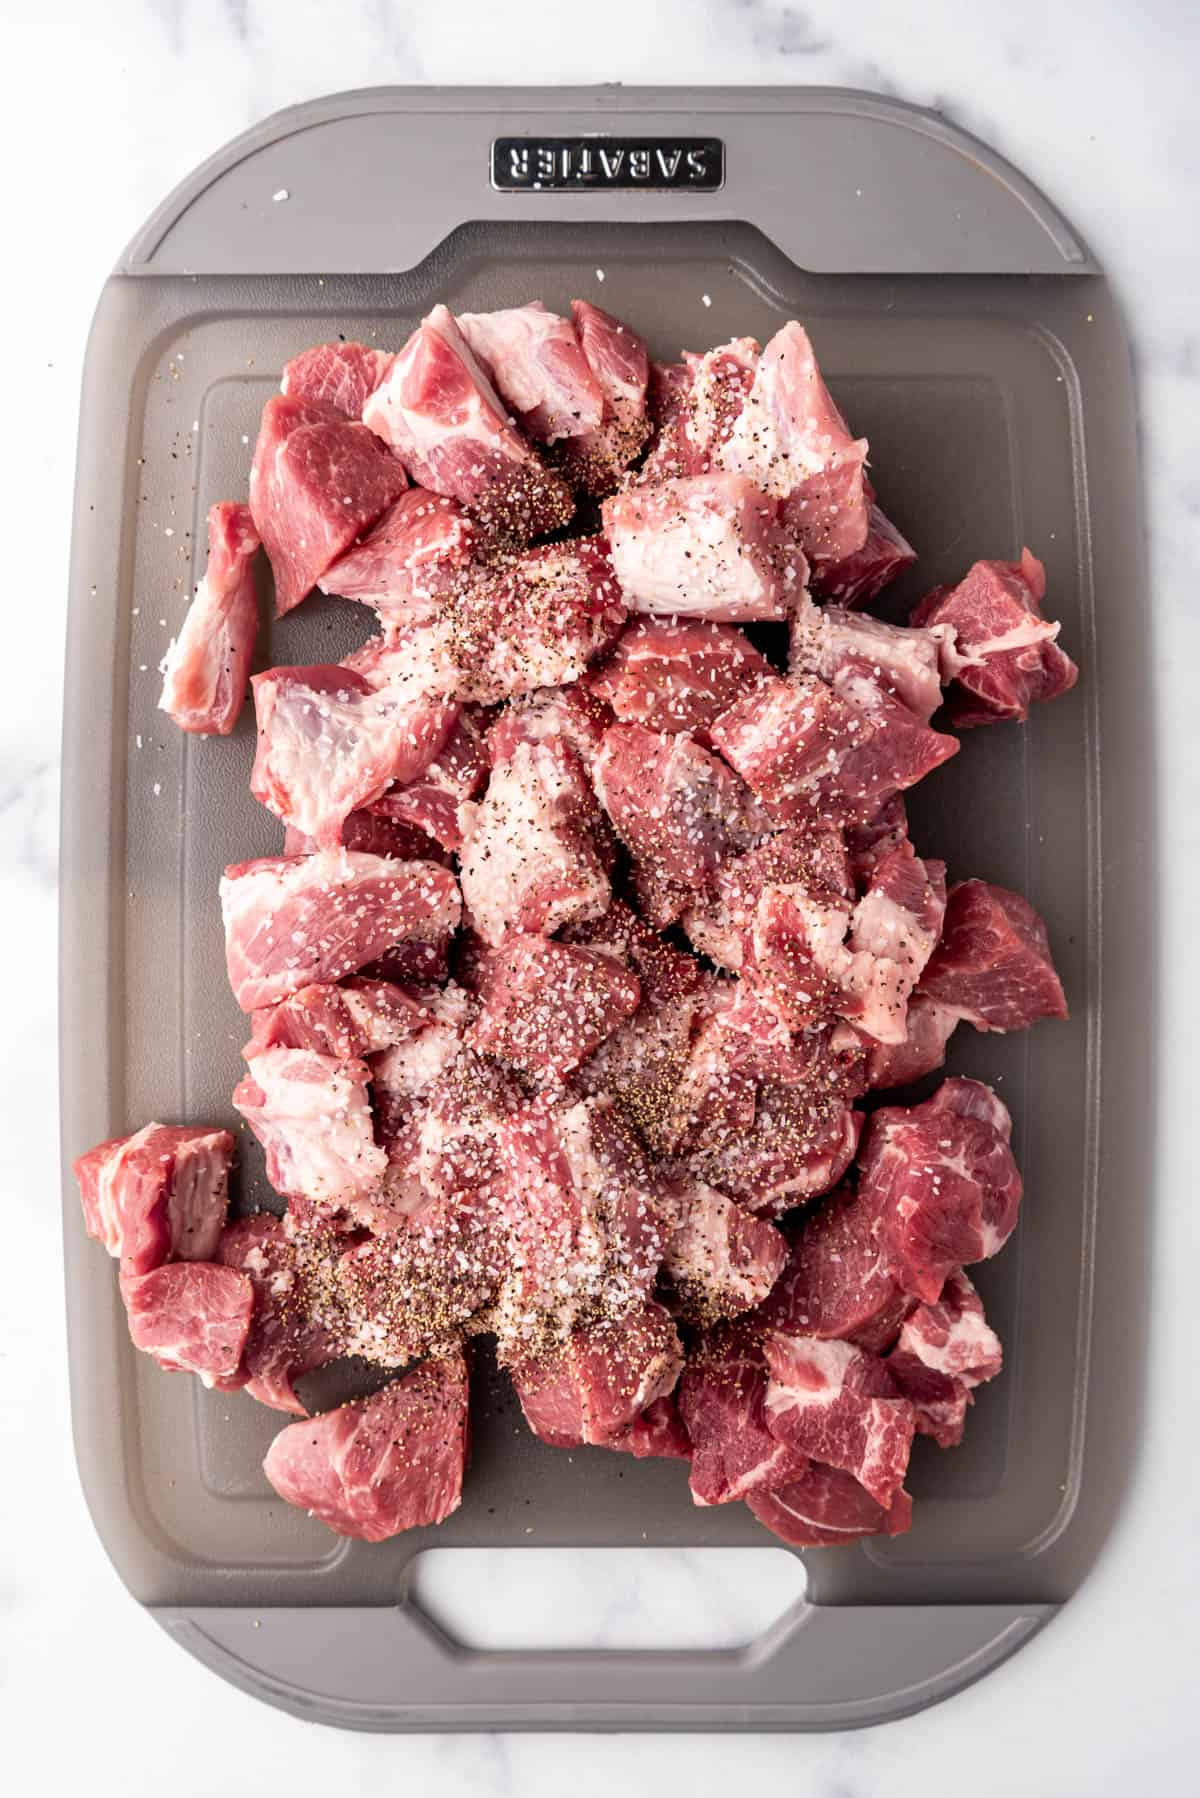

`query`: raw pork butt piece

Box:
[508,1300,684,1448]
[456,302,604,443]
[159,502,260,735]
[245,976,434,1060]
[362,304,574,546]
[762,1334,915,1510]
[470,934,641,1082]
[912,549,1078,727]
[74,1123,233,1275]
[250,664,456,848]
[320,489,476,622]
[590,618,770,737]
[760,1185,908,1354]
[613,1392,692,1461]
[233,1047,386,1215]
[808,502,917,609]
[709,672,957,826]
[748,1464,913,1548]
[603,473,802,622]
[887,1269,1002,1447]
[858,1078,1023,1303]
[372,706,489,851]
[639,338,761,483]
[661,1179,788,1325]
[717,321,870,567]
[791,605,945,725]
[678,1324,811,1505]
[262,1352,470,1541]
[691,1080,864,1220]
[862,993,960,1090]
[919,879,1068,1032]
[119,1261,253,1383]
[280,341,395,417]
[555,299,651,495]
[248,394,410,615]
[221,849,461,1011]
[216,1213,339,1415]
[458,736,610,945]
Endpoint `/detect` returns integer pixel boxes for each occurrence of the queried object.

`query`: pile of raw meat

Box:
[74,298,1077,1549]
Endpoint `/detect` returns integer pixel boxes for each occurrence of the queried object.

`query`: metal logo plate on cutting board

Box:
[491,136,725,191]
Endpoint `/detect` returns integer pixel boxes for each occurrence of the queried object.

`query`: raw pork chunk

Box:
[233,1047,386,1214]
[362,304,573,545]
[249,394,409,615]
[747,1464,913,1547]
[458,736,611,944]
[808,501,916,609]
[717,321,870,566]
[759,1186,908,1354]
[509,1300,683,1448]
[858,1078,1023,1303]
[661,1178,788,1325]
[456,301,604,442]
[120,1261,253,1383]
[613,1393,692,1461]
[678,1323,811,1505]
[689,1079,864,1220]
[159,502,260,735]
[911,549,1078,726]
[74,1123,233,1275]
[250,663,457,848]
[371,707,489,851]
[886,1269,1002,1447]
[221,849,461,1011]
[590,618,770,737]
[709,671,957,826]
[919,878,1068,1032]
[245,976,434,1060]
[216,1213,340,1415]
[470,934,641,1082]
[280,341,395,417]
[603,473,802,621]
[791,605,945,725]
[554,299,651,494]
[639,338,761,483]
[262,1353,470,1541]
[762,1334,915,1510]
[862,993,960,1090]
[683,824,855,973]
[320,489,476,622]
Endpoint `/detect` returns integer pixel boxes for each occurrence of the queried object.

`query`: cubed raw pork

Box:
[611,1392,692,1461]
[158,502,260,735]
[246,977,434,1061]
[762,1334,915,1510]
[262,1353,469,1541]
[456,301,604,442]
[639,338,760,483]
[911,550,1078,727]
[603,473,802,622]
[808,501,917,609]
[355,705,489,853]
[487,682,613,775]
[858,1078,1023,1304]
[470,934,641,1082]
[553,300,651,494]
[119,1261,253,1383]
[280,341,395,417]
[747,1464,913,1547]
[216,1212,340,1415]
[572,983,707,1157]
[508,1300,683,1447]
[234,1046,386,1216]
[759,1184,907,1352]
[320,489,476,622]
[220,849,461,1012]
[682,824,854,973]
[589,618,770,737]
[717,321,870,567]
[248,394,410,615]
[660,1178,788,1325]
[918,878,1068,1032]
[74,1123,233,1275]
[886,1268,1002,1447]
[250,663,457,848]
[458,736,610,945]
[791,604,945,725]
[861,993,960,1090]
[845,794,910,885]
[688,1079,864,1220]
[362,304,573,545]
[678,1323,811,1505]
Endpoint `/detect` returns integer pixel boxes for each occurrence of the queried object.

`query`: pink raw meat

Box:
[886,1268,1002,1447]
[470,934,641,1082]
[246,978,435,1061]
[370,705,490,851]
[590,618,770,737]
[678,1323,811,1505]
[362,304,573,546]
[220,849,461,1011]
[919,878,1068,1032]
[858,1077,1023,1304]
[809,502,917,608]
[486,682,612,776]
[689,1080,864,1220]
[747,1463,914,1547]
[762,1334,915,1510]
[262,1353,469,1541]
[603,473,803,621]
[845,794,910,885]
[683,824,854,974]
[509,1300,683,1447]
[250,663,457,848]
[216,1213,340,1415]
[280,341,395,417]
[612,1392,692,1461]
[233,1047,387,1215]
[249,393,409,615]
[554,299,651,494]
[456,301,604,442]
[791,604,945,725]
[862,993,960,1090]
[159,502,260,735]
[120,1261,253,1383]
[661,1178,788,1325]
[74,1123,233,1276]
[912,549,1078,727]
[639,338,761,483]
[758,1186,907,1353]
[320,489,476,622]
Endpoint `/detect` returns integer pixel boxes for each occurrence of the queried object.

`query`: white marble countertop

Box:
[6,0,1199,1788]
